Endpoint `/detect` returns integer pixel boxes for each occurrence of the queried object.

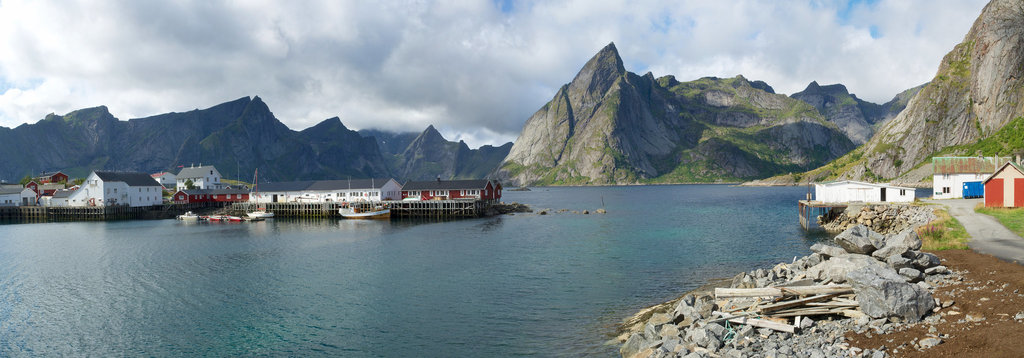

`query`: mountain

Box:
[0,96,392,182]
[358,129,419,156]
[788,0,1024,184]
[790,81,924,144]
[494,43,856,186]
[379,125,512,181]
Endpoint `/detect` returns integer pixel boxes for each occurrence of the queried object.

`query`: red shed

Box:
[984,162,1024,208]
[173,188,249,204]
[401,179,502,202]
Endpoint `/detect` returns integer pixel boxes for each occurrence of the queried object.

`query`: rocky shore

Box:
[819,205,935,235]
[619,209,962,358]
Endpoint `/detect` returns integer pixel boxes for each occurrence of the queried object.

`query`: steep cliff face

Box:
[388,125,512,181]
[0,96,392,181]
[801,0,1024,183]
[496,43,855,186]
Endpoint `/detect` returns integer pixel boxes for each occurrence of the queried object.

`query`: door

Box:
[273,194,279,203]
[1015,179,1024,207]
[987,179,1004,207]
[880,188,886,202]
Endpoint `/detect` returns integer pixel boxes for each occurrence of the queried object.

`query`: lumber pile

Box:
[711,285,863,333]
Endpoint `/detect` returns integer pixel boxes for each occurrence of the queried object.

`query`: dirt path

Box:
[926,198,1024,264]
[846,250,1024,357]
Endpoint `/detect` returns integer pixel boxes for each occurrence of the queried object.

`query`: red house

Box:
[33,171,69,184]
[173,188,249,204]
[400,179,502,202]
[984,162,1024,207]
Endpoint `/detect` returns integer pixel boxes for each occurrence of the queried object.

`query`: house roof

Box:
[933,157,999,175]
[151,172,174,178]
[254,180,317,193]
[306,178,392,191]
[402,179,492,191]
[983,162,1024,184]
[52,189,77,198]
[0,187,25,195]
[816,180,915,190]
[39,183,65,190]
[94,171,162,187]
[177,166,219,179]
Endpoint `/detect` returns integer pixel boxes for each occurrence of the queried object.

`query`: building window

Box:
[943,187,950,194]
[900,189,906,196]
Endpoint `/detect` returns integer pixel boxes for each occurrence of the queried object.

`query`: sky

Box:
[0,0,989,148]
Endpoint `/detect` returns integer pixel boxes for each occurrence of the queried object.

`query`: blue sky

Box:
[0,0,989,147]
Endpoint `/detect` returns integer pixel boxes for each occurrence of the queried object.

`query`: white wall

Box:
[933,173,989,199]
[0,192,19,206]
[815,182,915,203]
[68,172,163,207]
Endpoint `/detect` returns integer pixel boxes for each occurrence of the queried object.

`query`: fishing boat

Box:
[339,205,390,219]
[177,211,203,221]
[247,168,274,219]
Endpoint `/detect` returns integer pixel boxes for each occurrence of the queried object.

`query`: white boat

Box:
[247,168,274,219]
[247,210,274,219]
[207,215,243,222]
[339,205,390,219]
[177,211,202,221]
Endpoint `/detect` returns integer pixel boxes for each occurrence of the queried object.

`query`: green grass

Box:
[916,208,970,250]
[976,206,1024,238]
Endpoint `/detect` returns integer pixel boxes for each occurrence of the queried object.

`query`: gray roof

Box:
[52,189,77,198]
[306,178,392,191]
[255,180,316,193]
[94,171,162,187]
[177,166,219,179]
[0,187,27,195]
[402,179,492,191]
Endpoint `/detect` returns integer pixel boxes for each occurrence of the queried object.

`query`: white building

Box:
[40,189,76,207]
[68,171,164,207]
[250,178,402,203]
[932,156,1000,199]
[151,172,177,189]
[176,165,224,191]
[0,187,38,206]
[814,180,916,203]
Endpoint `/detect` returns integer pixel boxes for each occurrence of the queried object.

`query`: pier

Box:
[230,200,488,219]
[0,203,217,223]
[798,200,847,230]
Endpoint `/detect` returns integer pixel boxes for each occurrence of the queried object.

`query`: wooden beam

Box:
[713,311,796,333]
[757,293,843,314]
[715,285,852,299]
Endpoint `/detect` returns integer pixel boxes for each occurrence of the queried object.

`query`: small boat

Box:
[207,215,243,222]
[247,168,274,219]
[339,205,390,219]
[177,211,202,221]
[247,210,274,219]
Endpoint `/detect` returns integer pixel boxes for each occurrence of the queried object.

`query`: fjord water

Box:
[0,185,827,356]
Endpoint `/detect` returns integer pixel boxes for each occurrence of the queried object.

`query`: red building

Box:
[173,188,249,204]
[984,162,1024,207]
[33,171,69,184]
[400,179,502,202]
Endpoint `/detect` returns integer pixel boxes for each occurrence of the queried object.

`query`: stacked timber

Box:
[619,223,960,358]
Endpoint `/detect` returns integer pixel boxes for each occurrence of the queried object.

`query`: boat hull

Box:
[247,211,274,219]
[339,208,390,219]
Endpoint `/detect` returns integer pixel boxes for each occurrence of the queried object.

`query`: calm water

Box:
[0,185,827,356]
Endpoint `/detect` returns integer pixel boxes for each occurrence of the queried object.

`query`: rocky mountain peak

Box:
[568,42,626,104]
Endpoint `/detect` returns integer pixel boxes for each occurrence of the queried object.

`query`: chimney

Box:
[436,175,441,183]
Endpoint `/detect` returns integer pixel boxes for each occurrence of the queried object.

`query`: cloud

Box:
[0,0,989,147]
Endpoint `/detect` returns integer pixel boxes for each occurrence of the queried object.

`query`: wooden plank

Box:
[713,311,796,333]
[715,285,853,299]
[757,293,843,313]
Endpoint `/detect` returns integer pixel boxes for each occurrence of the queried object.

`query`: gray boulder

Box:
[806,254,883,283]
[913,252,941,269]
[620,332,650,358]
[898,267,924,283]
[886,229,923,250]
[810,243,848,258]
[834,225,880,254]
[925,265,949,275]
[886,254,912,270]
[872,241,910,261]
[846,265,935,322]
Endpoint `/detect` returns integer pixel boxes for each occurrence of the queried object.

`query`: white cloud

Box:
[0,0,989,147]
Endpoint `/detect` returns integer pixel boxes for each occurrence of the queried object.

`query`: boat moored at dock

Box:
[339,205,390,219]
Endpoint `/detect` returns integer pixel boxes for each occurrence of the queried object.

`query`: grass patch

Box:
[916,208,970,250]
[975,206,1024,238]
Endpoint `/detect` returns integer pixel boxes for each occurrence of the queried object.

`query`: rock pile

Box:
[820,205,935,234]
[620,224,952,358]
[485,202,532,216]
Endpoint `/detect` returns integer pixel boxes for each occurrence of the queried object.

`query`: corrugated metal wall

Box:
[933,157,1000,175]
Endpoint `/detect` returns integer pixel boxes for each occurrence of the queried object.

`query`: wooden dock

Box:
[0,202,216,223]
[230,200,488,219]
[798,200,847,230]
